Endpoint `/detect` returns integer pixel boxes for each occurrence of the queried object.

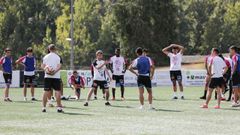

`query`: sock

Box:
[173,92,177,97]
[180,92,184,97]
[204,90,207,97]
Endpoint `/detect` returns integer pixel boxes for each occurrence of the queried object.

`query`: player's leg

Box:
[93,88,97,100]
[112,88,116,100]
[23,77,27,101]
[84,81,97,106]
[4,74,12,102]
[75,88,80,100]
[120,76,125,100]
[53,79,63,113]
[227,79,233,101]
[138,87,144,109]
[172,80,177,99]
[215,86,221,109]
[200,75,210,99]
[177,71,184,99]
[102,88,105,99]
[105,89,111,106]
[202,88,213,108]
[30,83,36,100]
[112,75,116,100]
[42,78,51,112]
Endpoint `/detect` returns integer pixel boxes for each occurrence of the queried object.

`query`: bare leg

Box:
[86,88,95,102]
[216,87,221,107]
[178,81,183,92]
[139,87,144,106]
[172,80,177,92]
[23,84,27,98]
[30,84,34,98]
[147,89,152,104]
[55,91,62,107]
[42,91,50,108]
[105,89,109,101]
[205,88,213,105]
[4,84,10,99]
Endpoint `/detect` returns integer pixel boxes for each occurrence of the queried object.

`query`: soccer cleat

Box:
[112,97,115,101]
[172,96,178,100]
[200,104,208,109]
[121,97,125,101]
[105,102,111,106]
[42,108,46,113]
[180,96,185,100]
[84,102,88,106]
[31,98,37,101]
[24,97,27,101]
[214,105,220,109]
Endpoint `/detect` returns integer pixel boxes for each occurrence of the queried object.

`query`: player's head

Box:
[96,50,103,59]
[26,47,33,56]
[229,46,238,56]
[211,48,219,56]
[73,70,78,77]
[4,48,11,56]
[48,44,56,52]
[135,47,143,56]
[143,48,148,56]
[172,46,179,54]
[115,48,120,56]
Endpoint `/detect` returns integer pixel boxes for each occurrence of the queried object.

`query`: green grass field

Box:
[0,87,239,135]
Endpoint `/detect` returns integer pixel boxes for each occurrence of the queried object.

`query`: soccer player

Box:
[109,48,127,100]
[16,47,37,101]
[69,70,85,100]
[162,44,184,99]
[41,44,63,113]
[201,48,228,109]
[84,50,112,106]
[0,48,13,102]
[200,53,213,99]
[229,46,240,107]
[129,47,155,110]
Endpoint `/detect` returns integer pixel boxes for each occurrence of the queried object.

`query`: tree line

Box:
[0,0,240,69]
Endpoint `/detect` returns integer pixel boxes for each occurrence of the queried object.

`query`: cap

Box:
[5,48,12,52]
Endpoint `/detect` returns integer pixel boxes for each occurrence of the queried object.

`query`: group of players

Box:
[0,43,240,112]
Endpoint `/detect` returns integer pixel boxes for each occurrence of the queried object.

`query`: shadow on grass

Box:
[14,101,34,103]
[155,109,182,112]
[111,105,135,109]
[221,108,240,111]
[65,106,87,110]
[63,112,93,116]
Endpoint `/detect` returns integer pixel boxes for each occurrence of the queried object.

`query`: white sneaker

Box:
[139,106,144,110]
[232,102,240,107]
[24,97,27,101]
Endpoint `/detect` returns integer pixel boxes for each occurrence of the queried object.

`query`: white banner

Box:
[0,71,20,88]
[66,70,208,88]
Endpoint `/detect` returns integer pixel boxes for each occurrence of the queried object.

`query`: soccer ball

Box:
[45,65,55,74]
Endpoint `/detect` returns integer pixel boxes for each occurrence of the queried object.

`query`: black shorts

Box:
[170,70,182,81]
[92,80,109,90]
[137,76,152,89]
[3,73,12,84]
[112,75,124,87]
[24,75,35,84]
[209,77,225,89]
[232,72,240,87]
[44,78,61,91]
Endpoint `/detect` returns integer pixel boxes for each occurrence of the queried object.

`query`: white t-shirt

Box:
[92,59,107,81]
[109,56,125,76]
[210,56,226,78]
[42,52,61,79]
[168,53,182,71]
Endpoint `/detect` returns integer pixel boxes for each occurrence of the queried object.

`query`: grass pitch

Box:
[0,87,239,135]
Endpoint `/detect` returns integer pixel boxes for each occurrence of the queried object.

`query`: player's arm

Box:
[204,57,210,75]
[129,60,139,76]
[123,59,127,73]
[105,68,112,81]
[223,65,228,76]
[208,59,213,77]
[172,44,184,54]
[80,77,85,89]
[108,58,113,73]
[232,56,238,75]
[52,63,62,75]
[162,44,173,55]
[15,57,26,67]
